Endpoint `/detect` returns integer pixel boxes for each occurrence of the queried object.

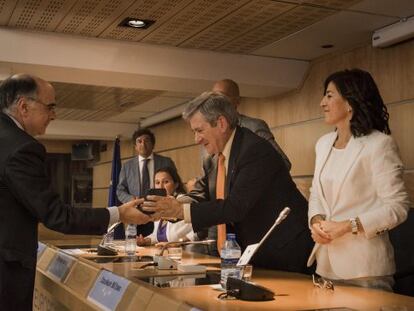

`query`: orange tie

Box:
[216,153,226,253]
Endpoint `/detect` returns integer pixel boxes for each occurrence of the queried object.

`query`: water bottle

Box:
[125,224,137,256]
[220,233,242,289]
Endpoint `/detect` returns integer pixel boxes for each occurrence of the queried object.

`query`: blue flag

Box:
[108,137,121,207]
[108,138,125,239]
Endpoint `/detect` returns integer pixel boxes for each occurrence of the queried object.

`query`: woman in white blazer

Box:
[137,167,195,245]
[308,68,410,291]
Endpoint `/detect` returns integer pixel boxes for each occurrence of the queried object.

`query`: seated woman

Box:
[308,68,410,291]
[137,167,195,245]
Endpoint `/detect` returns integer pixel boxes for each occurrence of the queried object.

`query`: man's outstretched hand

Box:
[118,198,151,224]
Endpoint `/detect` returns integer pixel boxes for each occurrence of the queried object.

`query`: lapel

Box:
[316,132,337,212]
[316,132,364,212]
[132,157,141,195]
[207,155,218,199]
[153,154,161,177]
[226,127,242,195]
[330,135,364,209]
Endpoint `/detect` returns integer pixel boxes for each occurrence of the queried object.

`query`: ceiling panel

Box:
[55,0,135,36]
[53,82,164,121]
[131,95,193,113]
[304,0,362,9]
[105,110,152,123]
[219,5,336,54]
[100,0,191,41]
[7,0,76,31]
[180,0,295,50]
[143,0,250,46]
[253,10,398,60]
[350,0,414,18]
[0,0,16,24]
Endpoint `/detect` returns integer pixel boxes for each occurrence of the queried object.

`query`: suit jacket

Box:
[116,154,177,203]
[115,153,177,239]
[189,127,313,272]
[0,113,109,269]
[148,220,195,244]
[239,113,291,171]
[308,130,410,279]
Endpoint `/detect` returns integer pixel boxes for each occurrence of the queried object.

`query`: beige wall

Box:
[240,41,414,204]
[92,40,414,208]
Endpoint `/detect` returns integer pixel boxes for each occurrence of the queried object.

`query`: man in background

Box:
[213,79,291,170]
[0,74,149,310]
[116,128,177,238]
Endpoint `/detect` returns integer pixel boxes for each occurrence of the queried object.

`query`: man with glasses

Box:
[116,128,177,238]
[0,74,150,310]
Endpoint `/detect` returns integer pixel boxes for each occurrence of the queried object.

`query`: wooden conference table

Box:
[34,238,414,311]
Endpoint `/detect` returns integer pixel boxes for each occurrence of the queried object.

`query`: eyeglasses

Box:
[27,97,56,112]
[312,274,334,290]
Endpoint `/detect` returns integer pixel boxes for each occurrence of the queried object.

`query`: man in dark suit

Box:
[0,74,150,310]
[144,92,313,273]
[115,128,177,238]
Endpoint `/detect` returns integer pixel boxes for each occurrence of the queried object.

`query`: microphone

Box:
[237,207,291,266]
[97,222,121,256]
[274,207,291,225]
[257,207,290,246]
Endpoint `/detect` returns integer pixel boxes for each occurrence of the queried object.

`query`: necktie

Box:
[216,153,226,253]
[141,158,150,195]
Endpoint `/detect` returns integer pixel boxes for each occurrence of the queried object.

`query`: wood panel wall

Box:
[92,40,414,209]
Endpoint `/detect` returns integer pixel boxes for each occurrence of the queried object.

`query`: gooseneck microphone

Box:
[237,207,291,266]
[259,207,291,245]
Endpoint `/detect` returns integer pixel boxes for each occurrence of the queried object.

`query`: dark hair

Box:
[155,167,186,195]
[324,68,390,137]
[132,128,155,146]
[0,74,38,112]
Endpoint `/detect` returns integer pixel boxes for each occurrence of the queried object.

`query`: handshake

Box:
[117,189,186,225]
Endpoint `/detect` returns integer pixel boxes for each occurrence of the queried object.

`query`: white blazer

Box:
[148,220,195,244]
[307,130,410,279]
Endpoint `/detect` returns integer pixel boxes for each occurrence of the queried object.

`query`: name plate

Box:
[87,270,130,311]
[46,252,75,282]
[37,242,47,260]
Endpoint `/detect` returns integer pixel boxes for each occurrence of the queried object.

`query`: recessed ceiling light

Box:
[321,44,334,49]
[119,17,155,29]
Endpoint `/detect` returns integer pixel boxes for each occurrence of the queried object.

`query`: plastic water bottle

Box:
[220,233,242,289]
[125,224,137,256]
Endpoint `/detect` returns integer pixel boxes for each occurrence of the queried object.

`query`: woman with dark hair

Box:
[136,167,195,245]
[307,68,409,291]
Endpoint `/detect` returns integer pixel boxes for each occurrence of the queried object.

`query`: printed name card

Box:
[46,251,75,282]
[37,242,47,260]
[87,270,130,311]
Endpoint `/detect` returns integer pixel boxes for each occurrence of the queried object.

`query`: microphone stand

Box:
[97,222,121,256]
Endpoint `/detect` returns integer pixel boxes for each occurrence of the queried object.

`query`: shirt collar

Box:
[221,128,236,160]
[138,153,154,162]
[5,112,24,130]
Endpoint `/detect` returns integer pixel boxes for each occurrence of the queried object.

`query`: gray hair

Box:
[0,74,38,113]
[182,91,239,128]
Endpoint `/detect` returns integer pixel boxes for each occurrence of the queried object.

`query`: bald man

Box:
[0,74,150,310]
[213,79,291,170]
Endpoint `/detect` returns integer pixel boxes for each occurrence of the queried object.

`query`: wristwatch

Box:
[350,218,358,235]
